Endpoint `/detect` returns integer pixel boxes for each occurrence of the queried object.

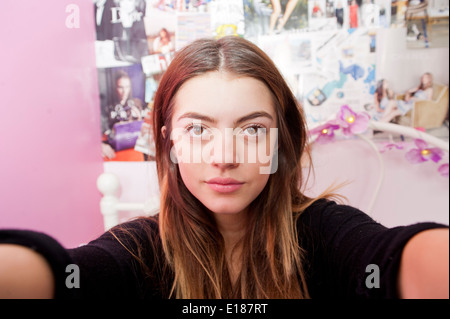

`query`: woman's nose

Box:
[210,128,240,169]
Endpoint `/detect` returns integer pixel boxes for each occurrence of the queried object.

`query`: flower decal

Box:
[336,105,370,136]
[308,106,448,178]
[438,163,449,177]
[309,121,341,144]
[405,139,444,164]
[379,141,405,153]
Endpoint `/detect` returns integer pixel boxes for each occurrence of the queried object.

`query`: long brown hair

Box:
[113,36,335,299]
[152,36,327,299]
[418,72,433,91]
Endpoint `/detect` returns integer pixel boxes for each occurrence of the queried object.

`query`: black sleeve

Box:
[66,231,145,299]
[0,221,158,299]
[298,200,449,299]
[0,229,78,299]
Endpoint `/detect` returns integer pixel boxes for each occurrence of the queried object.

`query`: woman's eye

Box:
[192,125,203,136]
[245,126,257,135]
[186,124,206,138]
[243,125,265,137]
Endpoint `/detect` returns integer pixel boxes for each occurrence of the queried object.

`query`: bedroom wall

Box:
[0,0,104,248]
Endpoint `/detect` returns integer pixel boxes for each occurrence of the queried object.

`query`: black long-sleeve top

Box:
[0,200,447,299]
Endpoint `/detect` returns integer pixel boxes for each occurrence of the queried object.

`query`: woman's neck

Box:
[214,210,247,247]
[214,210,247,285]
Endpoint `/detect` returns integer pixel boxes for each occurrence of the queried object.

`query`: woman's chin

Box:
[203,201,247,216]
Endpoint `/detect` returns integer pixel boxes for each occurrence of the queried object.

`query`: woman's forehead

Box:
[172,72,276,125]
[117,77,131,84]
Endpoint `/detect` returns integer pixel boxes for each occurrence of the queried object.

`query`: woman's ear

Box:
[161,126,167,139]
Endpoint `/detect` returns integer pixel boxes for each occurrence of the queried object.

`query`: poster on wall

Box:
[95,0,152,162]
[243,0,308,39]
[210,0,245,38]
[293,28,377,127]
[93,0,390,161]
[390,0,407,27]
[405,0,449,50]
[94,0,248,162]
[144,4,177,55]
[176,13,212,50]
[98,63,149,162]
[257,32,313,100]
[94,0,149,67]
[308,0,340,30]
[305,0,391,31]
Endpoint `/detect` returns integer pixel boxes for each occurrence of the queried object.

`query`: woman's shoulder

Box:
[296,199,392,243]
[299,199,366,223]
[105,215,161,249]
[112,214,160,233]
[74,215,162,266]
[296,199,447,298]
[297,198,447,244]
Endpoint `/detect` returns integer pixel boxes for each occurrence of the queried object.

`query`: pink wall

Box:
[0,0,104,248]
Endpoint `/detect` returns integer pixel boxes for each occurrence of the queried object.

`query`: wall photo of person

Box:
[244,0,308,38]
[109,0,149,63]
[98,64,147,161]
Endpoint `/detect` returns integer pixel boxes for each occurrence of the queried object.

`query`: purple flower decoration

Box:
[405,139,444,164]
[309,121,341,144]
[336,105,370,136]
[379,141,405,153]
[438,163,449,177]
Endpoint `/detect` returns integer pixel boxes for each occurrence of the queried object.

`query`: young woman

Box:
[372,79,397,121]
[101,70,144,161]
[0,37,448,299]
[377,73,434,123]
[404,72,434,102]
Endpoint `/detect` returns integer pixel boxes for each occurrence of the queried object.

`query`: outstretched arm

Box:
[0,244,54,298]
[398,228,449,299]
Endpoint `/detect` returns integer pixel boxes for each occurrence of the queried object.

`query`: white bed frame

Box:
[97,172,160,230]
[97,121,449,231]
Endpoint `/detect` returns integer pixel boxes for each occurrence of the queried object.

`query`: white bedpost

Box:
[97,172,121,231]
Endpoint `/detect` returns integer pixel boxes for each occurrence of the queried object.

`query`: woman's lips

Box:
[205,177,244,193]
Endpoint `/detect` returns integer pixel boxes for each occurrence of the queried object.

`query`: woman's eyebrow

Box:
[177,111,274,125]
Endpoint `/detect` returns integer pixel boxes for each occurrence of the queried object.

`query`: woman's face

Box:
[422,74,432,87]
[168,71,278,216]
[116,77,132,103]
[160,30,170,44]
